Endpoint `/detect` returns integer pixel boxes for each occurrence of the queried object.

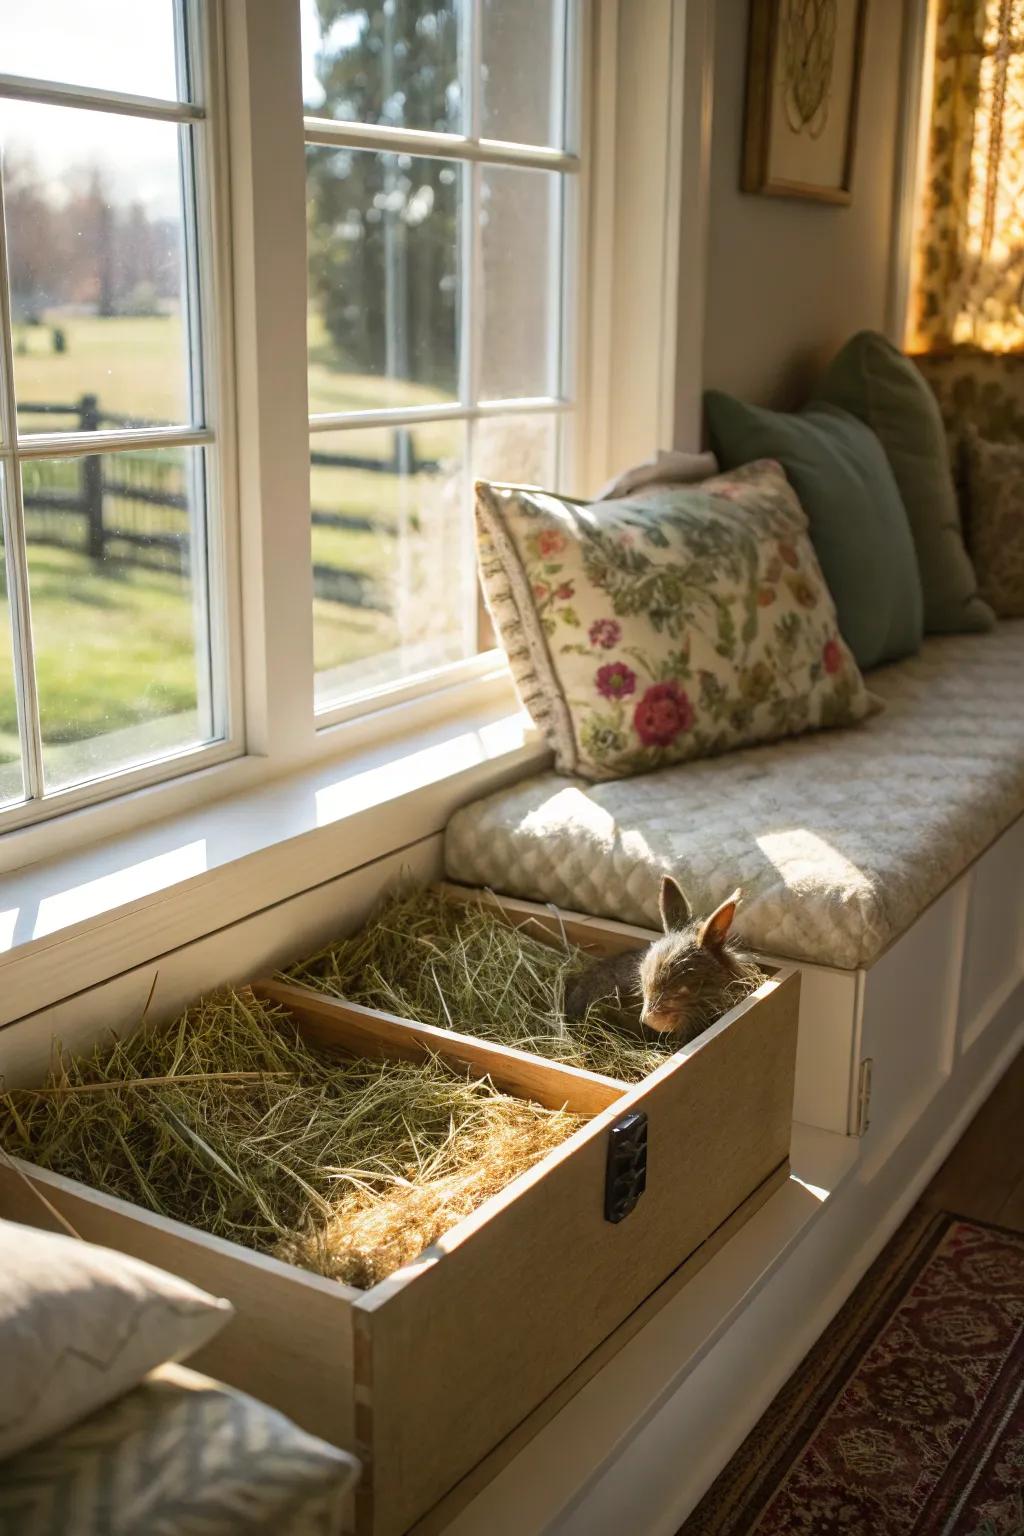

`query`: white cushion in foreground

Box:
[0,1216,232,1460]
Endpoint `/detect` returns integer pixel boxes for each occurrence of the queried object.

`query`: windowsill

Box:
[0,681,549,1026]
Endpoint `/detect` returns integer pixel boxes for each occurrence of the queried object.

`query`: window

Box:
[0,1,230,823]
[301,0,580,716]
[0,1,602,851]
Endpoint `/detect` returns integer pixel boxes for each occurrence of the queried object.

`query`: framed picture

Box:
[742,0,868,204]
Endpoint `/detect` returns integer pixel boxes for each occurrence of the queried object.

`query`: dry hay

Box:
[0,989,580,1290]
[282,886,750,1083]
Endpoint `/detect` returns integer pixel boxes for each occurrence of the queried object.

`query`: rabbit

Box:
[563,876,757,1044]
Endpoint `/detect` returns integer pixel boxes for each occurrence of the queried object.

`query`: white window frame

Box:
[0,0,243,837]
[302,0,584,730]
[0,0,712,880]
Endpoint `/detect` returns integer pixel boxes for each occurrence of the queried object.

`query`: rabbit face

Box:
[638,928,742,1035]
[637,878,746,1038]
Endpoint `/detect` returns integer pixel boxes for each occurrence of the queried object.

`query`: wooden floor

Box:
[918,1044,1024,1232]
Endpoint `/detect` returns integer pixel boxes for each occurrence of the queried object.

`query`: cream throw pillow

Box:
[0,1216,233,1459]
[476,459,876,782]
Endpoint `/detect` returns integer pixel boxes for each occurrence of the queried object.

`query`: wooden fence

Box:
[18,397,431,613]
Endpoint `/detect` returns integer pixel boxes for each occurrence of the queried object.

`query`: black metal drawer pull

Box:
[604,1110,648,1223]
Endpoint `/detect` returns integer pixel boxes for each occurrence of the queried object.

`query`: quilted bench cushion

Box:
[444,622,1024,970]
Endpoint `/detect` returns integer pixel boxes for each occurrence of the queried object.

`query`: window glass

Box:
[480,0,563,147]
[472,412,559,489]
[304,1,576,719]
[0,473,26,807]
[479,166,560,401]
[301,0,462,132]
[22,447,214,792]
[311,424,471,707]
[307,147,460,414]
[0,0,225,825]
[1,100,195,434]
[2,0,181,102]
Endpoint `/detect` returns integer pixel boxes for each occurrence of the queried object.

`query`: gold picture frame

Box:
[742,0,868,205]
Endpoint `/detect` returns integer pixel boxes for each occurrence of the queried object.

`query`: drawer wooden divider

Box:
[252,977,626,1116]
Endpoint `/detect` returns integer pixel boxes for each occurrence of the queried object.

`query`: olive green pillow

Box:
[704,392,923,670]
[817,331,994,635]
[963,427,1024,619]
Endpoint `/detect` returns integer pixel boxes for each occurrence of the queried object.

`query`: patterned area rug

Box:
[680,1211,1024,1535]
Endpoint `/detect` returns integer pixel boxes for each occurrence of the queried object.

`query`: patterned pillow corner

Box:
[963,426,1024,619]
[0,1218,233,1462]
[475,463,876,783]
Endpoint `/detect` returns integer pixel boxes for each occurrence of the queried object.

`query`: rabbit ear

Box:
[659,875,692,932]
[698,889,742,950]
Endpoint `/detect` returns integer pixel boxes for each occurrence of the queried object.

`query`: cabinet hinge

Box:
[856,1057,874,1136]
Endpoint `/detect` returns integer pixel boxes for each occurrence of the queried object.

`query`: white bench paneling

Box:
[856,878,967,1180]
[786,961,861,1135]
[958,815,1024,1054]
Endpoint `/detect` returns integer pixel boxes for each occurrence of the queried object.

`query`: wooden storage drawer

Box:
[0,896,799,1536]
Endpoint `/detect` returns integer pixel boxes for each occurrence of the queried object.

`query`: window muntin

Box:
[0,2,228,822]
[302,0,579,719]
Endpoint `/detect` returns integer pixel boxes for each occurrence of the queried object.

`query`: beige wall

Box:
[701,0,906,410]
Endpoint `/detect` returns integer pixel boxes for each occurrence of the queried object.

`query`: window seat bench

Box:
[444,621,1024,972]
[445,621,1024,1146]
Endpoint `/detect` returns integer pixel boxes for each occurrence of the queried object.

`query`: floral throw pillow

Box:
[476,459,876,782]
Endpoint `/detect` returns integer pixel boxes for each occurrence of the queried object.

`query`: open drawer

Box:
[0,890,799,1536]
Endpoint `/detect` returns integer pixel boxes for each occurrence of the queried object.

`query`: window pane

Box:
[312,423,471,709]
[22,447,216,792]
[1,100,194,434]
[307,148,460,414]
[3,0,180,101]
[0,473,26,807]
[473,412,559,489]
[479,167,560,401]
[301,0,462,132]
[481,0,564,147]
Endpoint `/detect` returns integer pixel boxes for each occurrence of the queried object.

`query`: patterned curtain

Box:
[909,0,1024,354]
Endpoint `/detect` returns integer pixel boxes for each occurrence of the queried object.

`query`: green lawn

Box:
[0,545,200,777]
[14,313,189,429]
[15,307,456,429]
[306,308,455,418]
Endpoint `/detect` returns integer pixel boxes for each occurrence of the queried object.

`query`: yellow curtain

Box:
[908,0,1024,354]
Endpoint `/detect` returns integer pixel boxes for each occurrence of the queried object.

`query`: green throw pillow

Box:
[705,392,923,670]
[817,331,995,634]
